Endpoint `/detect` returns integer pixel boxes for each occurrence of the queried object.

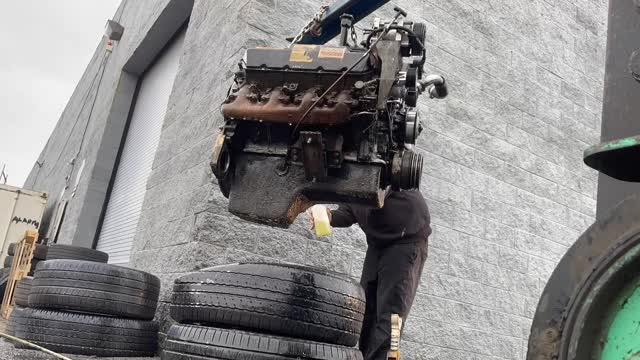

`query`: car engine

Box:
[211,10,447,227]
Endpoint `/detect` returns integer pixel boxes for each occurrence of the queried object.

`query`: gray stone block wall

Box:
[23,0,173,245]
[25,0,607,358]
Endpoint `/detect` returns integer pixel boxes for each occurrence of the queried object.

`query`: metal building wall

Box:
[26,0,608,358]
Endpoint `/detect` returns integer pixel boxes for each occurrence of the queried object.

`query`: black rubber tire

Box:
[528,195,640,360]
[14,276,32,307]
[3,256,12,268]
[8,307,158,357]
[170,263,366,347]
[29,260,160,320]
[0,268,8,300]
[162,324,363,360]
[3,256,40,271]
[8,243,48,259]
[46,244,108,263]
[6,305,24,336]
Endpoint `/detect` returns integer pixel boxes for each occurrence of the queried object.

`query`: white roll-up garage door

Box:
[97,30,185,265]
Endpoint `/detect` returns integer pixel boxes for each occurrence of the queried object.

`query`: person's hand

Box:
[309,210,315,230]
[308,207,331,230]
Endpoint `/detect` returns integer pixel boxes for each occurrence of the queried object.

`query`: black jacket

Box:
[330,190,431,247]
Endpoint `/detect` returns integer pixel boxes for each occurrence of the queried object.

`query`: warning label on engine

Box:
[318,47,346,60]
[289,45,316,62]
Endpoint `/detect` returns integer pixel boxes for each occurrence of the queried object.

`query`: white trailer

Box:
[0,185,47,263]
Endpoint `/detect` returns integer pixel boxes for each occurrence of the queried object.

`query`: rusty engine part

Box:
[212,10,446,227]
[222,86,355,125]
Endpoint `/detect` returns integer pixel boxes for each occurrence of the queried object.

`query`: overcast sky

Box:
[0,0,121,187]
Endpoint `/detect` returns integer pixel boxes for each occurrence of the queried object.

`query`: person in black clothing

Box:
[310,189,431,360]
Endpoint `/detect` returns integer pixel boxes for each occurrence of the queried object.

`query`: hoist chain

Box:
[350,24,358,46]
[289,5,329,47]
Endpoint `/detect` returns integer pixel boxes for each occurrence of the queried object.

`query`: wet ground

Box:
[0,338,160,360]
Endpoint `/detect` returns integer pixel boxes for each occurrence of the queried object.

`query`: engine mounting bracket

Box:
[301,131,327,181]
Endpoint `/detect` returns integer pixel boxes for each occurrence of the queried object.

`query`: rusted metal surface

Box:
[527,195,640,360]
[584,135,640,182]
[222,86,356,125]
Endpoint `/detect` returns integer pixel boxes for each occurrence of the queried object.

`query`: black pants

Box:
[358,237,429,360]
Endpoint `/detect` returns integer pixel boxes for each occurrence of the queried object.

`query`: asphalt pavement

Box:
[0,338,160,360]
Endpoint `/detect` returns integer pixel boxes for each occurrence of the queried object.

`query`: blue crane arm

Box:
[298,0,391,44]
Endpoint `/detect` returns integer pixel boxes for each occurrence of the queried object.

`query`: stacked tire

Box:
[0,268,9,299]
[3,242,48,275]
[8,250,162,357]
[0,242,48,299]
[13,276,32,307]
[45,244,109,262]
[7,244,106,307]
[3,243,110,298]
[163,263,366,360]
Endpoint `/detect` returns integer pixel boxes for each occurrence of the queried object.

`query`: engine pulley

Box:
[391,150,423,190]
[404,109,420,144]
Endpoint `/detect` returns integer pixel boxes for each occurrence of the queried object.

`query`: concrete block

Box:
[445,98,508,139]
[528,255,558,281]
[473,152,506,180]
[422,174,472,210]
[472,193,530,232]
[412,294,480,328]
[465,233,500,266]
[529,214,580,247]
[429,224,467,253]
[483,219,517,249]
[484,175,518,207]
[555,185,597,217]
[425,246,451,273]
[504,163,558,201]
[576,1,604,35]
[417,130,476,169]
[499,245,529,274]
[512,229,568,262]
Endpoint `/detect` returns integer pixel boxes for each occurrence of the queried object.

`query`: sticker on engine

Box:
[318,47,346,60]
[290,45,316,62]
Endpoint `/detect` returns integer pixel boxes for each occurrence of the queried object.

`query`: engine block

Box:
[211,15,445,227]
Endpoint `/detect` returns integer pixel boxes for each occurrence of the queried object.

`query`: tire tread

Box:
[9,308,158,357]
[29,260,159,319]
[162,324,362,360]
[170,263,364,347]
[46,245,108,263]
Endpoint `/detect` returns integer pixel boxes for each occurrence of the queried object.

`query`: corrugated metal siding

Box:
[97,30,185,265]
